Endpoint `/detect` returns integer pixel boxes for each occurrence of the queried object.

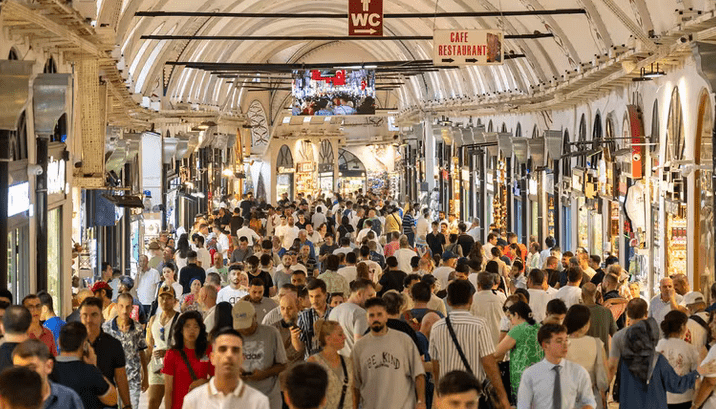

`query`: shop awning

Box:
[484,133,498,157]
[32,73,71,136]
[163,138,179,164]
[498,133,513,157]
[101,193,145,208]
[529,137,546,167]
[544,130,562,161]
[0,60,33,131]
[512,138,529,164]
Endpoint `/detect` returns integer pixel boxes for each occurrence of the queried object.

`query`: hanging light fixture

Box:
[633,63,666,81]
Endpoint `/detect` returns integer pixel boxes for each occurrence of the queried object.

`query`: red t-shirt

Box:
[161,346,214,409]
[28,327,57,356]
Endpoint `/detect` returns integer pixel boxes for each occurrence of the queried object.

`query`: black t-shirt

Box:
[546,269,561,288]
[319,243,338,256]
[240,200,253,219]
[591,269,606,286]
[248,270,274,297]
[230,215,243,235]
[90,331,126,385]
[179,264,206,295]
[53,359,111,409]
[0,342,18,373]
[378,270,407,296]
[426,233,445,257]
[457,234,475,257]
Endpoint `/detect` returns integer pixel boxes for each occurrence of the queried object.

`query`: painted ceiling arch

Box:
[115,0,696,113]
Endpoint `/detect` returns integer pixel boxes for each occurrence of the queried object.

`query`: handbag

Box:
[337,356,349,409]
[445,315,499,409]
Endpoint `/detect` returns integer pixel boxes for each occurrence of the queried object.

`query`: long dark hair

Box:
[176,234,190,258]
[210,302,234,341]
[172,311,208,358]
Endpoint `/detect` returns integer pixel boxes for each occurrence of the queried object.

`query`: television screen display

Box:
[292,69,376,115]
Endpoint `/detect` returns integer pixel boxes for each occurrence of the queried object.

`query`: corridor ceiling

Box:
[115,0,707,118]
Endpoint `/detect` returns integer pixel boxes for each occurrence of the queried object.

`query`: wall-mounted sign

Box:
[8,182,30,217]
[297,162,315,173]
[278,167,295,174]
[348,0,383,36]
[433,30,503,66]
[47,158,66,196]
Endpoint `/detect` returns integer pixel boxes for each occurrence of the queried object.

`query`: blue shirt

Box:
[44,381,84,409]
[517,358,595,409]
[43,316,66,354]
[618,354,698,409]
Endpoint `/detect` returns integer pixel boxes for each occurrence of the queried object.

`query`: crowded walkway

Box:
[2,191,716,409]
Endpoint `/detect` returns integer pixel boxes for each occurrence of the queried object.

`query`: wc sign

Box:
[348,0,383,37]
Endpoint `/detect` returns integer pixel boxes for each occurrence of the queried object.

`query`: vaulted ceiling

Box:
[114,0,707,119]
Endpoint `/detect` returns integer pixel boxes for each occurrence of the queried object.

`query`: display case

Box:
[666,213,687,277]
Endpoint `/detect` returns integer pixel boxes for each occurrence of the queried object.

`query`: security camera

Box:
[27,164,43,176]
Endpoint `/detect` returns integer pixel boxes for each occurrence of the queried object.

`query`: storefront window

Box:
[591,210,603,257]
[48,208,61,313]
[276,145,294,201]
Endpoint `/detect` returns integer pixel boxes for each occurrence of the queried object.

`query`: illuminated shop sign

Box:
[8,182,30,217]
[47,158,66,195]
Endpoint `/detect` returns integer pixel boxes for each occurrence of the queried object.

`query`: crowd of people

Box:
[3,189,716,409]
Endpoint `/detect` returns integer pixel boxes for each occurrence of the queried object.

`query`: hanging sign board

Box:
[627,105,645,179]
[8,182,30,217]
[348,0,383,37]
[433,30,503,66]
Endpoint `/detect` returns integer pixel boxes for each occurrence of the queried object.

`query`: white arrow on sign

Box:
[354,28,377,34]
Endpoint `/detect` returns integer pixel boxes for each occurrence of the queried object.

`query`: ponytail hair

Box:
[508,301,536,326]
[313,320,342,347]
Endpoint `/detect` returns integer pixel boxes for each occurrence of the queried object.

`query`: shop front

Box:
[7,164,31,297]
[318,140,334,192]
[338,149,367,196]
[46,143,69,312]
[695,90,714,297]
[295,161,317,197]
[276,144,294,201]
[598,159,620,260]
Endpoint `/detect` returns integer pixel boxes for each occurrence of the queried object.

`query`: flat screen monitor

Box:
[292,69,375,116]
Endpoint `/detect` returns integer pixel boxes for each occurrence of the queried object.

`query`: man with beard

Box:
[262,284,299,326]
[352,297,426,409]
[182,327,269,409]
[292,279,332,359]
[241,278,278,324]
[270,293,303,365]
[328,279,376,356]
[217,266,249,305]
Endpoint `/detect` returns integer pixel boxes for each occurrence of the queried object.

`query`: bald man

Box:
[65,290,92,323]
[271,294,303,364]
[649,277,686,326]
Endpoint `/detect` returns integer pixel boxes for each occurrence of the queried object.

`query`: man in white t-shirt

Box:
[394,236,418,275]
[554,267,583,309]
[280,217,300,250]
[236,219,261,247]
[356,219,375,244]
[526,269,554,323]
[337,252,359,284]
[328,279,376,356]
[432,252,458,291]
[195,236,212,269]
[218,267,249,305]
[685,291,710,353]
[415,210,430,242]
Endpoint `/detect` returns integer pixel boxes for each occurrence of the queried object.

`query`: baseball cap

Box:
[232,300,256,330]
[91,281,111,293]
[442,251,458,261]
[158,285,176,298]
[119,276,134,290]
[684,291,706,306]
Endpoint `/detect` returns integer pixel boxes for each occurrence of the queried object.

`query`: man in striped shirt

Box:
[402,205,417,247]
[429,280,511,409]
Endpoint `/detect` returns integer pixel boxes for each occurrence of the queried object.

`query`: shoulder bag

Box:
[337,356,349,409]
[445,315,499,409]
[179,349,199,382]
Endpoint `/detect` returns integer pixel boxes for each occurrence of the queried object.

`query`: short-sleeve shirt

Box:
[328,302,368,356]
[53,357,111,409]
[43,317,66,354]
[507,322,544,395]
[102,318,148,385]
[162,347,214,409]
[248,270,274,297]
[656,337,700,403]
[586,304,618,353]
[296,307,333,359]
[241,325,288,399]
[378,270,407,296]
[352,328,425,409]
[44,381,84,409]
[90,331,126,386]
[29,327,58,357]
[317,271,350,297]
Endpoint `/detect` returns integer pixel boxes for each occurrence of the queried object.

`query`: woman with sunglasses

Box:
[146,285,179,409]
[162,310,213,409]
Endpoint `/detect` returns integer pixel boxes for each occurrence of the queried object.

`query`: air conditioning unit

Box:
[73,0,98,21]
